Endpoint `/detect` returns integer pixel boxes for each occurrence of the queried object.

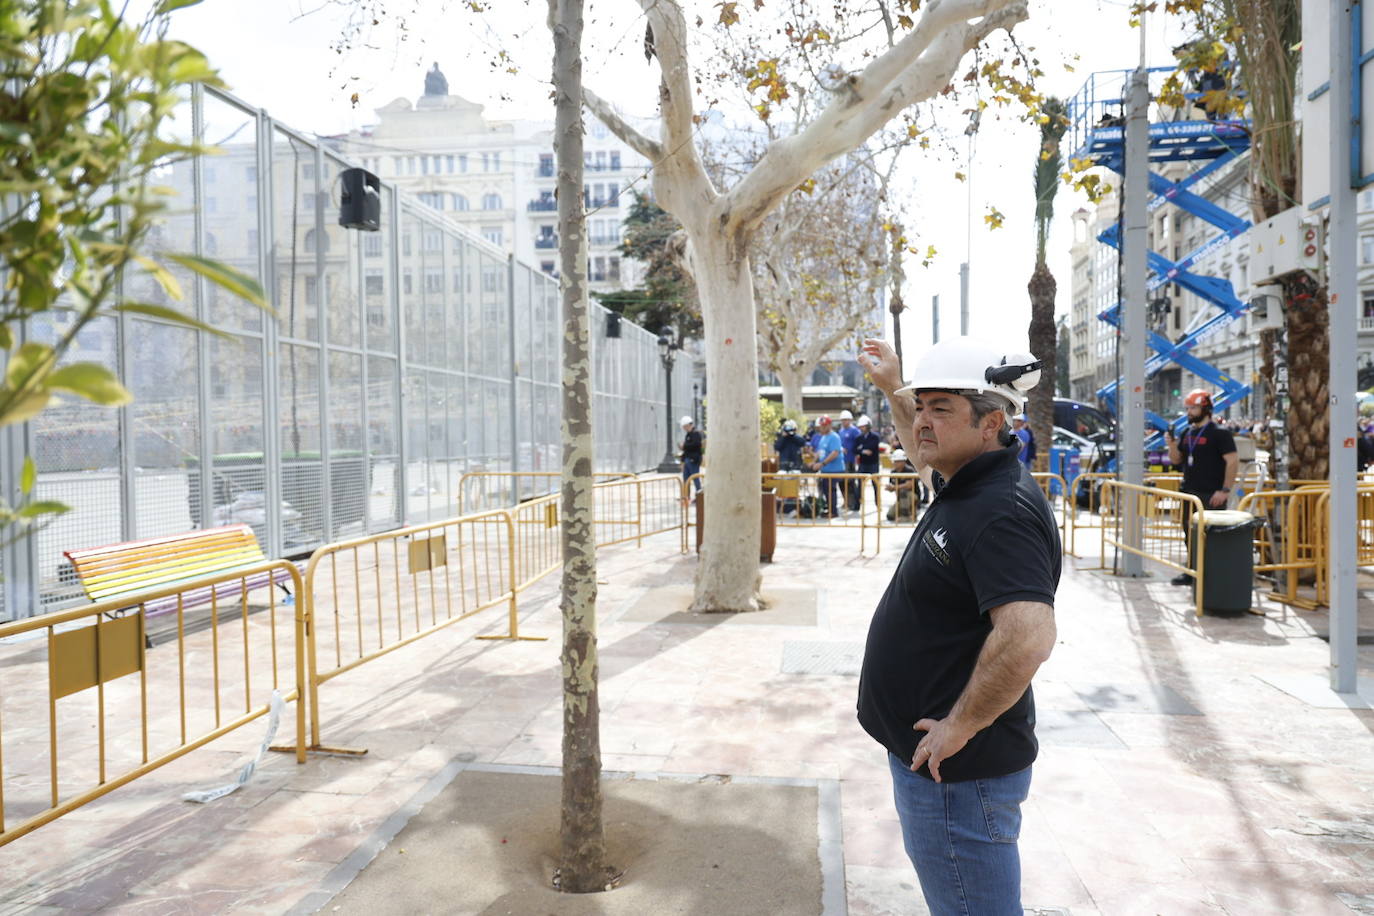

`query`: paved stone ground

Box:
[2,514,1374,914]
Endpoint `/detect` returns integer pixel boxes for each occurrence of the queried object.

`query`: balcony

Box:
[1361,316,1374,333]
[535,236,558,250]
[589,235,621,247]
[527,199,557,212]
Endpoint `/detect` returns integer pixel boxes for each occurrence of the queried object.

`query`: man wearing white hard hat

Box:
[855,336,1060,915]
[678,415,703,494]
[837,409,862,511]
[854,415,882,512]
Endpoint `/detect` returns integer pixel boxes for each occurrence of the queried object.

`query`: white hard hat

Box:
[839,410,854,420]
[782,419,797,431]
[891,449,907,462]
[679,415,694,428]
[857,415,871,427]
[896,336,1041,416]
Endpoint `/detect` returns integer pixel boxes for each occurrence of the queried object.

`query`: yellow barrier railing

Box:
[1236,488,1327,610]
[1315,485,1374,605]
[0,560,306,848]
[1099,481,1207,617]
[1062,471,1116,558]
[456,470,636,514]
[302,508,542,753]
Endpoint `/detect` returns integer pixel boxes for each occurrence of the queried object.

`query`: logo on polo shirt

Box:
[923,526,952,566]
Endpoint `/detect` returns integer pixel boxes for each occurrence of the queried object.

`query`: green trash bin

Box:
[1197,509,1263,614]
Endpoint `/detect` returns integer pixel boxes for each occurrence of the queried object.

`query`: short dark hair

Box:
[964,391,1016,447]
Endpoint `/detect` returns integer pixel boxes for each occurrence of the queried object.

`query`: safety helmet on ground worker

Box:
[1184,389,1213,409]
[891,449,907,462]
[680,415,694,428]
[895,337,1041,416]
[839,410,854,420]
[857,415,871,428]
[782,419,797,431]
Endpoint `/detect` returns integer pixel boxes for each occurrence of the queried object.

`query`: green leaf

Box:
[17,501,70,519]
[20,456,35,495]
[165,253,271,312]
[4,342,56,391]
[113,302,230,338]
[0,324,12,349]
[0,390,52,427]
[44,363,133,406]
[133,255,185,301]
[157,0,205,13]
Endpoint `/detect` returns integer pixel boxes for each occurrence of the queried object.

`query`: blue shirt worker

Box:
[1012,414,1036,469]
[838,409,863,510]
[855,336,1060,916]
[809,415,845,518]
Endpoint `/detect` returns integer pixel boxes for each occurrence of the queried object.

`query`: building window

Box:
[302,164,315,180]
[540,261,555,275]
[459,154,468,172]
[610,151,620,170]
[538,153,553,177]
[423,228,442,252]
[365,270,383,296]
[452,193,469,211]
[424,269,444,293]
[482,265,503,293]
[302,192,318,213]
[403,271,413,295]
[246,194,257,212]
[595,150,606,171]
[482,193,502,210]
[402,234,412,256]
[305,275,318,305]
[407,157,416,175]
[364,234,383,257]
[421,157,429,175]
[481,225,503,246]
[1363,292,1374,318]
[1363,235,1374,265]
[481,152,489,171]
[608,256,620,282]
[491,152,501,171]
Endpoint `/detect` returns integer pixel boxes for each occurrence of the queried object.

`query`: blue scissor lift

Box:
[1066,69,1254,448]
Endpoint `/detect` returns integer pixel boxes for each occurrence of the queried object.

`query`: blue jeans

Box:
[682,457,701,492]
[888,752,1031,916]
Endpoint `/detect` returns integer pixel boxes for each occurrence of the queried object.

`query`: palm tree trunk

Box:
[1027,262,1058,459]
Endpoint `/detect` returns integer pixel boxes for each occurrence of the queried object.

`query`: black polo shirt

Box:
[1178,421,1235,496]
[856,442,1061,782]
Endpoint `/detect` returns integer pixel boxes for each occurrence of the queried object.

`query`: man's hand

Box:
[858,339,904,393]
[1209,490,1228,508]
[911,716,976,783]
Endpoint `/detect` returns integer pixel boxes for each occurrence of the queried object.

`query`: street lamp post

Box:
[657,329,681,473]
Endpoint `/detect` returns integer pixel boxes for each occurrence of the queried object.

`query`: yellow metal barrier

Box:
[0,560,307,848]
[1030,472,1072,557]
[456,470,636,514]
[1098,481,1207,617]
[1314,485,1374,607]
[1236,487,1329,610]
[302,508,542,753]
[1063,471,1117,558]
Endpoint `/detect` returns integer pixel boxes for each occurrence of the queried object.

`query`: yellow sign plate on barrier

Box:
[49,615,144,700]
[407,534,448,574]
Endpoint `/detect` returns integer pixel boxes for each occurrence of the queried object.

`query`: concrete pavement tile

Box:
[844,865,930,915]
[1037,709,1128,749]
[840,817,910,870]
[1186,859,1360,915]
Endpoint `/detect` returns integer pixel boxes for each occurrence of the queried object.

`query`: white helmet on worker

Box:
[896,336,1041,417]
[680,415,695,428]
[857,415,871,428]
[839,409,854,420]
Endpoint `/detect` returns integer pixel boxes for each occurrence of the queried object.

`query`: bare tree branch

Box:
[583,88,663,161]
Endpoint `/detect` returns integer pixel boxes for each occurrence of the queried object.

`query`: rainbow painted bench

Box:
[64,524,294,618]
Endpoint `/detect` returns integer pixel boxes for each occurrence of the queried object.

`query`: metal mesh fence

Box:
[1,86,692,620]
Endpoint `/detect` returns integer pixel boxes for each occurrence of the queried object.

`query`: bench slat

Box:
[64,524,275,604]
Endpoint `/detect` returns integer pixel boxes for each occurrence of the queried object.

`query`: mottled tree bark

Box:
[549,0,612,894]
[583,0,1027,612]
[1026,263,1058,454]
[1282,272,1329,481]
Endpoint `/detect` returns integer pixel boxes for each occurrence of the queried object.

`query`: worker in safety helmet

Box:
[1164,388,1238,586]
[679,415,704,494]
[855,336,1060,916]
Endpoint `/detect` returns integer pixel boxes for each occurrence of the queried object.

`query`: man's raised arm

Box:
[858,338,932,491]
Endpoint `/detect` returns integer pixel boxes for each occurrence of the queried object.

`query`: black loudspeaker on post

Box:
[339,167,381,231]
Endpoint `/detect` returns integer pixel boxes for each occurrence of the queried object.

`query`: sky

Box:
[167,0,1190,362]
